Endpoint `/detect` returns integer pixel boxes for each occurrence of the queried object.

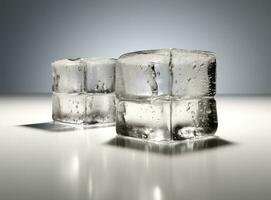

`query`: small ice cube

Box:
[85,93,116,124]
[172,49,216,97]
[171,97,218,140]
[52,58,85,93]
[52,58,116,125]
[52,92,86,124]
[116,49,170,99]
[83,58,116,93]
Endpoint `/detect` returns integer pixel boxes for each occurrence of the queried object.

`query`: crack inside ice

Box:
[145,63,158,96]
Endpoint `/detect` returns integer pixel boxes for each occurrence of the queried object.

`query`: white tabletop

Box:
[0,94,270,200]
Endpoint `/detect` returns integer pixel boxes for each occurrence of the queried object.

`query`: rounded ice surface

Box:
[52,58,84,67]
[118,48,216,65]
[81,57,116,66]
[52,57,116,68]
[82,58,116,93]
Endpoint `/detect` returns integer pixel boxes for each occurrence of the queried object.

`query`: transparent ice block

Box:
[52,93,85,124]
[116,49,171,99]
[171,97,217,140]
[52,58,85,93]
[171,49,216,97]
[116,98,171,141]
[85,93,116,124]
[84,58,115,93]
[52,58,116,125]
[116,48,217,141]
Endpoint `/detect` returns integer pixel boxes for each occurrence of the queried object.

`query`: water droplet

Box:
[142,134,148,139]
[186,102,191,111]
[193,64,197,70]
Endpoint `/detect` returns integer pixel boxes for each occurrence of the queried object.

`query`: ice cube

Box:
[172,49,216,97]
[83,58,116,93]
[116,48,216,99]
[52,58,116,125]
[116,98,171,141]
[116,49,171,99]
[116,48,217,141]
[85,93,116,124]
[52,92,86,124]
[52,58,85,93]
[171,97,218,139]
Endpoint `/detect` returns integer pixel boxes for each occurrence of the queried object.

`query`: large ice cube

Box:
[116,48,217,141]
[83,58,116,93]
[52,58,85,93]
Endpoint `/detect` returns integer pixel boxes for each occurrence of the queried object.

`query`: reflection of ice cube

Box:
[85,93,115,124]
[172,97,218,139]
[172,49,216,97]
[52,59,85,93]
[83,58,115,93]
[116,98,171,141]
[52,93,85,124]
[116,49,170,99]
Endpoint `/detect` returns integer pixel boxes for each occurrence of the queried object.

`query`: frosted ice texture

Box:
[52,58,116,125]
[84,58,115,93]
[116,49,217,141]
[52,58,85,93]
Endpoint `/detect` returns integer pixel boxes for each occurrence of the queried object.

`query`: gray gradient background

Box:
[0,0,270,94]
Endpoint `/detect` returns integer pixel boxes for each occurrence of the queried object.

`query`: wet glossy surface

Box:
[0,94,271,200]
